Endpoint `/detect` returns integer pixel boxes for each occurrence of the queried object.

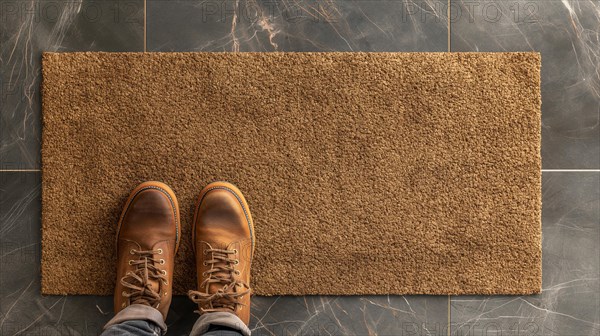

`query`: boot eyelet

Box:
[122,291,127,296]
[203,250,207,255]
[162,270,167,275]
[128,260,134,265]
[203,261,208,266]
[157,248,163,254]
[233,249,238,254]
[234,260,239,265]
[235,270,240,275]
[202,272,208,277]
[162,280,168,285]
[164,292,168,297]
[159,259,165,265]
[129,249,135,255]
[122,302,126,308]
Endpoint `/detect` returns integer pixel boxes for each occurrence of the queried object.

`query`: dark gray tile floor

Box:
[0,0,144,169]
[147,0,448,52]
[1,1,599,335]
[450,0,600,169]
[451,173,599,336]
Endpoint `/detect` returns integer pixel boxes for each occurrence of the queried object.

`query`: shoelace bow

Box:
[188,248,251,313]
[121,249,167,308]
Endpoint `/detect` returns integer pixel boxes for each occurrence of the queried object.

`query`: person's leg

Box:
[187,182,255,336]
[101,181,181,336]
[190,311,247,336]
[101,304,165,336]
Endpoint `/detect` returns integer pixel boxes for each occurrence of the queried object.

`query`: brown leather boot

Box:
[188,181,255,326]
[114,181,180,320]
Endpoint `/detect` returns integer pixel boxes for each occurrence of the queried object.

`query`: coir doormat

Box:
[41,52,541,295]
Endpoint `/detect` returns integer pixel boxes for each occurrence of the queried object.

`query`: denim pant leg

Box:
[101,320,162,336]
[101,304,167,336]
[190,312,250,336]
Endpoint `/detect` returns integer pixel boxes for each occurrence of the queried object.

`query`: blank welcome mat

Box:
[41,52,541,295]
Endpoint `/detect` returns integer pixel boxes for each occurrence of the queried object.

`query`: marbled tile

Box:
[167,295,451,335]
[250,295,448,336]
[0,172,112,335]
[147,0,448,51]
[450,0,600,169]
[0,0,144,170]
[450,172,600,336]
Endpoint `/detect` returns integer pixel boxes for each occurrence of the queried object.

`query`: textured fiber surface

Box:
[41,52,541,295]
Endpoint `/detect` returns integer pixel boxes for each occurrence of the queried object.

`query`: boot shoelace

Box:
[121,248,167,308]
[188,248,251,313]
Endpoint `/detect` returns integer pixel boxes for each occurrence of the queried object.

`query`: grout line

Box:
[541,169,600,172]
[144,0,147,52]
[447,0,451,52]
[0,169,41,172]
[447,295,451,335]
